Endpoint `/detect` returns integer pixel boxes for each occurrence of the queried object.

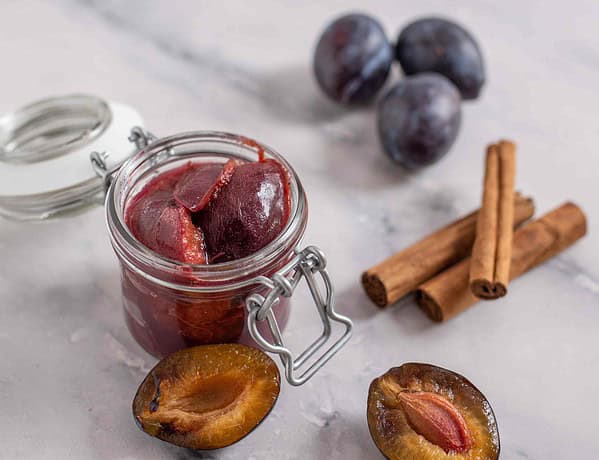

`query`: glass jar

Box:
[105,132,307,358]
[0,95,352,386]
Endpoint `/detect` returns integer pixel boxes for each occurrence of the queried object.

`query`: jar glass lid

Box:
[0,94,143,220]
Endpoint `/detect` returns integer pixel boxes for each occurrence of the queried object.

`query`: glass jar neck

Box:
[106,131,308,292]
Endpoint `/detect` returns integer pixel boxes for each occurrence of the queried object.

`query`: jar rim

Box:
[106,131,308,292]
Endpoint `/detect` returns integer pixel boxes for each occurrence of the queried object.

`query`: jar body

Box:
[119,261,291,358]
[106,132,307,358]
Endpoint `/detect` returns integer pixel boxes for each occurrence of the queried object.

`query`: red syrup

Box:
[241,136,266,162]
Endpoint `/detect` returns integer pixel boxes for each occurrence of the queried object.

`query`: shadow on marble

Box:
[313,411,382,460]
[171,447,218,459]
[257,64,348,124]
[332,154,411,191]
[388,297,438,334]
[335,283,435,335]
[0,219,63,247]
[335,283,384,322]
[315,127,416,191]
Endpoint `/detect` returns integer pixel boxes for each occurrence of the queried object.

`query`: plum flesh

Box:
[133,344,280,450]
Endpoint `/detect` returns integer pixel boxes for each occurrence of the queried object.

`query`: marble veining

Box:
[1,1,598,459]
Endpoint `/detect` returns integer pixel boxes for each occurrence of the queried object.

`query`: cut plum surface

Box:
[367,363,499,460]
[174,160,240,212]
[198,159,291,262]
[127,189,207,264]
[133,344,280,450]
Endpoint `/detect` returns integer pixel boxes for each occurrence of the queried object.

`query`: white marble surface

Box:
[1,1,598,458]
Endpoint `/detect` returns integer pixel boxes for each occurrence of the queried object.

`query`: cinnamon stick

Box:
[469,141,517,299]
[361,193,534,307]
[416,202,587,322]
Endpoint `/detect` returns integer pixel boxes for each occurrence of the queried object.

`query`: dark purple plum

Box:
[378,73,461,169]
[313,13,393,105]
[395,18,485,100]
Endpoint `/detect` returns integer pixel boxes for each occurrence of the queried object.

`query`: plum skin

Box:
[377,73,462,169]
[395,17,485,100]
[313,13,393,105]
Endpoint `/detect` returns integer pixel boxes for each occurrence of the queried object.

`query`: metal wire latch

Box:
[246,246,353,386]
[90,126,156,191]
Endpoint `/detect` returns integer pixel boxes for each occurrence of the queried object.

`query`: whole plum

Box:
[313,13,393,105]
[396,17,485,100]
[378,73,461,169]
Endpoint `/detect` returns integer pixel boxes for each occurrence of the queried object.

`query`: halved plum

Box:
[367,363,499,459]
[133,344,280,450]
[197,159,291,262]
[174,159,240,213]
[127,189,207,264]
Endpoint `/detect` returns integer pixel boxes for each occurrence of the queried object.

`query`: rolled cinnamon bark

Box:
[361,193,535,307]
[469,141,516,299]
[416,202,587,322]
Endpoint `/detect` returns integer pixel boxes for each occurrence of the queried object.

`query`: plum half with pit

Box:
[395,18,485,100]
[133,344,280,450]
[313,13,393,105]
[367,363,499,459]
[197,159,291,263]
[378,73,462,169]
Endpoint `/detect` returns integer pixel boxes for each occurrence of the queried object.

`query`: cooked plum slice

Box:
[367,363,499,459]
[126,157,292,264]
[174,160,240,212]
[133,344,280,450]
[127,190,207,264]
[198,159,291,262]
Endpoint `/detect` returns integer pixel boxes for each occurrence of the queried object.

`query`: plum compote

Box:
[127,158,290,264]
[123,156,292,357]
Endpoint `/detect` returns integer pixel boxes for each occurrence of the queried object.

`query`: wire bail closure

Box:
[246,246,353,386]
[90,126,156,192]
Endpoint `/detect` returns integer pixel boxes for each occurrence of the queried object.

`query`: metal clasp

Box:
[90,126,156,192]
[246,246,353,386]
